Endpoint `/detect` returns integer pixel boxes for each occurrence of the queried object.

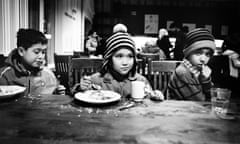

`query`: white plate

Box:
[0,85,26,99]
[74,90,121,104]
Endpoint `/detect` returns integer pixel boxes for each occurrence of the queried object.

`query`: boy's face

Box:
[188,48,212,68]
[18,43,47,68]
[112,48,134,75]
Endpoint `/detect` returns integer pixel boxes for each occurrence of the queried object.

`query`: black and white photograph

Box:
[0,0,240,143]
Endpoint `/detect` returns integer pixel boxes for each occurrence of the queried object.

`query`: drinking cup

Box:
[131,81,146,102]
[211,88,231,115]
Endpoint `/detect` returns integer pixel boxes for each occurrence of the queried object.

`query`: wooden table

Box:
[0,95,240,144]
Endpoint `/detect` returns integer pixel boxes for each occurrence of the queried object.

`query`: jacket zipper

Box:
[27,71,31,95]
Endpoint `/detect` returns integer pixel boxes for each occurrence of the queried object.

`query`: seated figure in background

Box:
[169,21,186,60]
[142,40,166,60]
[85,30,102,58]
[156,28,172,59]
[168,28,215,101]
[0,28,65,95]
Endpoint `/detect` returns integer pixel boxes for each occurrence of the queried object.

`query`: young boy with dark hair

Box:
[168,28,216,101]
[0,28,65,95]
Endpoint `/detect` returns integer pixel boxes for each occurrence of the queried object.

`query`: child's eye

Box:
[205,53,211,57]
[34,50,41,54]
[127,54,134,58]
[34,49,46,55]
[42,49,46,54]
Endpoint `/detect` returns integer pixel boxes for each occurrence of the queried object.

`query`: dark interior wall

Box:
[93,0,240,39]
[119,5,237,38]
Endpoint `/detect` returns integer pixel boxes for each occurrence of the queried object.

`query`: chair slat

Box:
[150,60,182,99]
[70,58,103,88]
[137,53,160,78]
[54,54,72,92]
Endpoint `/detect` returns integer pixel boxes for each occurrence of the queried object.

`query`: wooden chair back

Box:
[69,58,103,87]
[137,53,160,77]
[136,58,144,75]
[150,60,181,99]
[54,54,72,74]
[54,54,72,92]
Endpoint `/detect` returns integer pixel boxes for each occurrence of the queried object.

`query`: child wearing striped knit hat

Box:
[75,32,164,101]
[168,28,216,101]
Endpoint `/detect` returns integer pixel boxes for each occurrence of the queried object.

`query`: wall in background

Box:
[93,0,240,39]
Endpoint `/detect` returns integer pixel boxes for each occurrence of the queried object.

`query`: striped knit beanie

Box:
[183,28,216,57]
[102,32,136,73]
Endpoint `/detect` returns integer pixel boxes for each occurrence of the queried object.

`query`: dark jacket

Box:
[156,35,172,59]
[0,49,57,95]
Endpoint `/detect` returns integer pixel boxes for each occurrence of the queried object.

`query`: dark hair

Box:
[17,28,47,49]
[88,29,96,36]
[222,33,240,54]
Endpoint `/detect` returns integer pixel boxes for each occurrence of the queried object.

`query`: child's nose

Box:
[200,55,208,63]
[122,58,129,65]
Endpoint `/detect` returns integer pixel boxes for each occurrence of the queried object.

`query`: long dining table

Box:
[0,94,240,144]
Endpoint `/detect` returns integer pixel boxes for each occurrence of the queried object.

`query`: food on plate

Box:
[85,90,116,100]
[74,90,121,104]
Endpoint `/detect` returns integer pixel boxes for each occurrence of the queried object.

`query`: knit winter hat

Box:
[101,32,136,74]
[183,28,216,57]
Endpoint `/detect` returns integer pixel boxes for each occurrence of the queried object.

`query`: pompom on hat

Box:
[183,28,216,57]
[101,32,136,75]
[113,23,128,33]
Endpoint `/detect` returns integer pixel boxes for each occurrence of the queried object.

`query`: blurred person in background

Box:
[142,40,166,60]
[169,21,186,60]
[156,28,172,59]
[85,30,102,58]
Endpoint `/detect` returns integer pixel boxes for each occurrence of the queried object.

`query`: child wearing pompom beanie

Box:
[73,32,164,101]
[168,28,216,101]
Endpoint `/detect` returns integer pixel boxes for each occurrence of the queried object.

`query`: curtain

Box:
[0,0,28,56]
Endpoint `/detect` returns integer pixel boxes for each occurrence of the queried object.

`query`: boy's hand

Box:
[200,65,211,81]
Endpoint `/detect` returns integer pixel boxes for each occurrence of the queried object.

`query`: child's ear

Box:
[17,47,25,56]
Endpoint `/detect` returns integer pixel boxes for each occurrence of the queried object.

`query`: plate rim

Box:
[74,90,121,104]
[0,85,26,99]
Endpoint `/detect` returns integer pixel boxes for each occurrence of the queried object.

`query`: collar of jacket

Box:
[183,59,201,78]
